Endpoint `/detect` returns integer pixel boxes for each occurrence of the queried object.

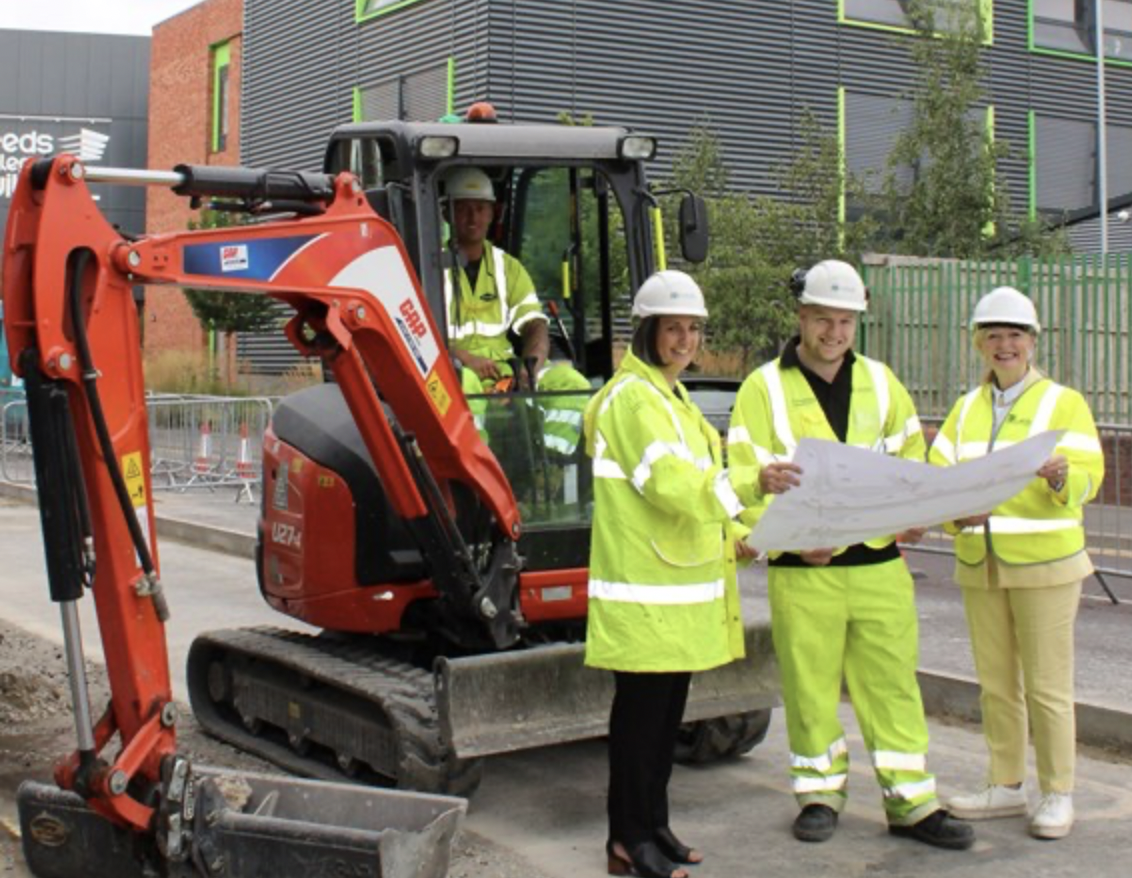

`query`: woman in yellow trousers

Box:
[928,287,1104,840]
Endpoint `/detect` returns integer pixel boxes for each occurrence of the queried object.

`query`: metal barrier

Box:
[1,393,273,505]
[915,418,1132,596]
[148,396,273,503]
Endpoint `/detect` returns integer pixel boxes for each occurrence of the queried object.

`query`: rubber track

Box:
[187,626,483,796]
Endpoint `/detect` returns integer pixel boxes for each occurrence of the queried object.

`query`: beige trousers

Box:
[962,580,1081,794]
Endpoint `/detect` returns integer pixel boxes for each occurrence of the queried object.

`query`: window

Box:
[357,0,425,21]
[211,42,231,153]
[357,63,449,123]
[1033,0,1132,61]
[843,0,988,34]
[1034,115,1132,214]
[844,92,916,195]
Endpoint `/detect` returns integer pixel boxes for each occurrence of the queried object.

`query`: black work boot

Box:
[889,809,975,850]
[793,804,838,842]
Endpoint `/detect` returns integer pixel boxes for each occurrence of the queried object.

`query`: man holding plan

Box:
[727,260,975,851]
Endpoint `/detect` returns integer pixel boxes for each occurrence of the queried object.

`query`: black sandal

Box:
[654,827,703,865]
[606,839,688,878]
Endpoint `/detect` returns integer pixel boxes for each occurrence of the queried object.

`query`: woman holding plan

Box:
[928,286,1104,841]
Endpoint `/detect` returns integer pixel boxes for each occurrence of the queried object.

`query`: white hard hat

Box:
[970,286,1041,333]
[631,270,708,319]
[445,166,495,202]
[797,260,868,312]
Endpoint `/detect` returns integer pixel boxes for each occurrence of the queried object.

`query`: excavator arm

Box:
[2,155,477,876]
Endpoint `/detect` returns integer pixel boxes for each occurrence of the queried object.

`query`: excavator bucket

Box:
[18,767,464,878]
[436,622,779,758]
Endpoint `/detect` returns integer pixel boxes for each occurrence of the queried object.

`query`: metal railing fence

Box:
[1,393,273,504]
[860,254,1132,423]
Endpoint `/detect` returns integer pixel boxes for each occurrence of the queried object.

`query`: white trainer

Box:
[947,784,1028,820]
[1030,793,1074,840]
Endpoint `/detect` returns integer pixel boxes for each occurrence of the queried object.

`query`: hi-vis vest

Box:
[728,354,925,547]
[584,351,746,673]
[444,241,545,362]
[929,376,1103,567]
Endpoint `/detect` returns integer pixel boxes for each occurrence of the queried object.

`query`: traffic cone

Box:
[193,421,213,475]
[236,422,256,481]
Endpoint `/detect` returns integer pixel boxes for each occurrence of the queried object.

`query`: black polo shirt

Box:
[769,337,901,569]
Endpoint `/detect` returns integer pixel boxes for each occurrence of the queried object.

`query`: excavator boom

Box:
[3,155,469,876]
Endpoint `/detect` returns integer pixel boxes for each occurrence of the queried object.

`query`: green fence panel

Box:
[860,255,1132,424]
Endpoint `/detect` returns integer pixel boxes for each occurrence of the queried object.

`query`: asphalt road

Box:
[3,497,1132,876]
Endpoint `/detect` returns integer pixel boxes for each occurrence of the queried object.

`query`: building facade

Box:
[237,0,1132,253]
[146,0,244,358]
[0,29,150,258]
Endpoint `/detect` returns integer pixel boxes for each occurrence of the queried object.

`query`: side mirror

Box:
[678,193,709,263]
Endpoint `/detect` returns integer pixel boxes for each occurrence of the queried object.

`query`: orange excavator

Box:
[3,111,779,876]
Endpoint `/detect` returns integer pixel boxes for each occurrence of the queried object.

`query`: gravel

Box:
[0,618,548,878]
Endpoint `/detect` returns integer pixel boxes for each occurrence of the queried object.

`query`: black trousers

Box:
[607,670,692,846]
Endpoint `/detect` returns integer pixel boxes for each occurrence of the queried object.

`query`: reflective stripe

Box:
[727,424,751,447]
[1029,383,1063,435]
[791,738,848,773]
[793,773,848,794]
[597,374,641,417]
[593,457,628,480]
[882,414,921,454]
[1059,431,1102,453]
[449,318,508,340]
[960,515,1079,535]
[931,432,957,465]
[545,408,584,427]
[544,435,578,455]
[752,444,778,466]
[862,356,890,435]
[954,387,981,444]
[1076,477,1093,506]
[872,750,926,772]
[882,777,936,801]
[726,425,779,465]
[588,578,724,605]
[713,470,744,518]
[633,440,696,493]
[760,361,797,455]
[444,245,512,340]
[592,433,627,480]
[956,440,991,459]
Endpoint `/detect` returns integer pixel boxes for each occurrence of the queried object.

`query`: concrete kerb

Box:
[3,478,1130,757]
[0,480,256,560]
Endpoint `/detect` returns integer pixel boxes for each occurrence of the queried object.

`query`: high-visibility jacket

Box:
[445,241,546,366]
[583,351,752,672]
[929,371,1103,577]
[728,353,925,549]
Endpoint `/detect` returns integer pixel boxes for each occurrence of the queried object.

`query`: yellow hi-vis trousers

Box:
[962,578,1081,794]
[769,557,940,826]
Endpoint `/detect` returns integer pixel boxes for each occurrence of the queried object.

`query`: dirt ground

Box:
[0,617,547,878]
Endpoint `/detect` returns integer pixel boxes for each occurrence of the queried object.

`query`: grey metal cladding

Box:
[239,0,1132,228]
[243,0,355,170]
[0,30,149,259]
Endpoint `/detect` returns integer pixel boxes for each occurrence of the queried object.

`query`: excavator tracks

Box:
[186,627,484,797]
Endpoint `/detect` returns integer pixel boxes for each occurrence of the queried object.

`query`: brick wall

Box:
[145,0,242,361]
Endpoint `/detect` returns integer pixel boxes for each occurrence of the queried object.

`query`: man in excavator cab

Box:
[442,165,591,461]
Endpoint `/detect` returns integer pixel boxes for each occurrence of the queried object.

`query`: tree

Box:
[661,119,876,373]
[183,208,282,382]
[868,0,1067,257]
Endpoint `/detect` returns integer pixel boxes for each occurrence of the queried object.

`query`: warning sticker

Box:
[122,451,146,506]
[426,369,451,417]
